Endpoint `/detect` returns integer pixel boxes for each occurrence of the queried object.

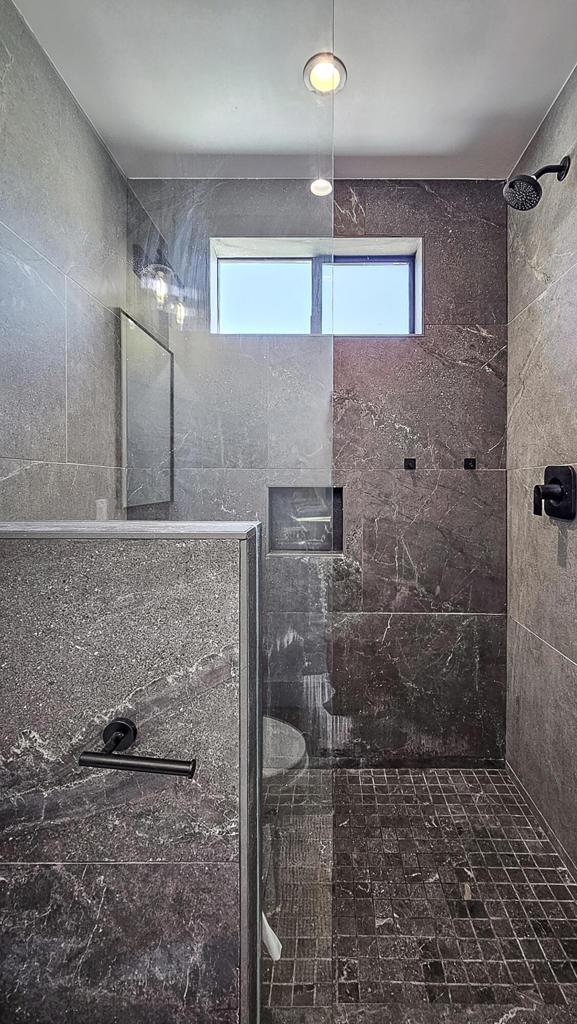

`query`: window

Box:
[212,238,422,336]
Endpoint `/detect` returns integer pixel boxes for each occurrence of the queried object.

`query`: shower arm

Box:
[534,158,570,180]
[78,718,196,778]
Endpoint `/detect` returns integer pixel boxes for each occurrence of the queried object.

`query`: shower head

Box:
[503,155,571,211]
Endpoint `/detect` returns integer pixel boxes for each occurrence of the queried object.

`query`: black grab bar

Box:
[78,718,196,779]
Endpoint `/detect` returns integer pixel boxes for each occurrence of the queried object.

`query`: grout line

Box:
[511,616,577,671]
[506,62,577,179]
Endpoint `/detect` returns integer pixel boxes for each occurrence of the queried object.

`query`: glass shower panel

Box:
[125,4,336,1019]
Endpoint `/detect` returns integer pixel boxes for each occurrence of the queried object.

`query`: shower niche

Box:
[268,486,343,553]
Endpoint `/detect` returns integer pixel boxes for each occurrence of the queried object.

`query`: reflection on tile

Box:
[0,222,66,462]
[170,468,266,522]
[334,328,506,472]
[0,862,239,1024]
[172,331,268,469]
[125,187,170,345]
[66,281,120,467]
[331,613,506,765]
[268,336,332,474]
[0,0,127,311]
[0,459,122,520]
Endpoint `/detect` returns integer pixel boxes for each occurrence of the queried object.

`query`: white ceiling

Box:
[13,0,577,179]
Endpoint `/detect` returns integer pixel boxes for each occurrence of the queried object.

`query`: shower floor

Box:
[262,767,577,1019]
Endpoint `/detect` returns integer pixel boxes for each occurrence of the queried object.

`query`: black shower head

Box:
[503,174,542,211]
[503,155,571,211]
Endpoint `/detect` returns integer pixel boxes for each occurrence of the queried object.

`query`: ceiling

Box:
[13,0,577,179]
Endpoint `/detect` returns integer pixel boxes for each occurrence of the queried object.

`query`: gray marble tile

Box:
[331,613,506,764]
[66,281,120,467]
[508,618,577,869]
[0,862,239,1023]
[339,469,506,614]
[508,260,577,469]
[171,468,267,522]
[0,222,66,461]
[264,612,331,685]
[268,336,332,475]
[508,64,577,321]
[0,459,122,520]
[0,0,127,311]
[344,179,507,326]
[334,326,507,472]
[0,537,240,862]
[172,330,268,469]
[509,467,577,664]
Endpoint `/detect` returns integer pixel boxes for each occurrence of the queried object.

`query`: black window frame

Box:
[217,252,416,336]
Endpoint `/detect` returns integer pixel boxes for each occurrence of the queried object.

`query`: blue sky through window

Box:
[217,256,412,335]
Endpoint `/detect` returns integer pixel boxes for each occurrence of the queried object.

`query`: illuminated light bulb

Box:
[310,178,333,197]
[175,300,186,327]
[303,53,347,95]
[153,271,168,307]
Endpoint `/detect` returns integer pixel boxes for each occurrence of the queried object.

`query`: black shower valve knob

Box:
[532,466,576,520]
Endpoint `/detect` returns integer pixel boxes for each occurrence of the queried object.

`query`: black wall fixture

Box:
[533,465,576,520]
[79,718,197,778]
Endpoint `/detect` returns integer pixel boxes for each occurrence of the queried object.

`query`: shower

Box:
[503,153,571,209]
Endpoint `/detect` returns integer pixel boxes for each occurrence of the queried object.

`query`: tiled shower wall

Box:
[507,64,577,865]
[0,0,172,521]
[132,176,508,767]
[332,180,507,766]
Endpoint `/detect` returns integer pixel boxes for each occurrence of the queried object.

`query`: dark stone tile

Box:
[66,281,121,467]
[334,183,367,237]
[330,613,506,763]
[0,862,239,1023]
[0,537,240,862]
[334,327,506,472]
[359,179,507,326]
[339,469,505,614]
[0,222,66,462]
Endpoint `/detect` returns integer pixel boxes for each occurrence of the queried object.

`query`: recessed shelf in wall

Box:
[268,487,343,553]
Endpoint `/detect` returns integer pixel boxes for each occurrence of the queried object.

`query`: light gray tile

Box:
[172,330,268,469]
[0,0,127,309]
[0,222,66,461]
[0,459,122,520]
[268,336,332,475]
[171,469,267,522]
[508,64,577,320]
[508,260,577,469]
[508,618,577,866]
[508,466,577,664]
[66,281,120,467]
